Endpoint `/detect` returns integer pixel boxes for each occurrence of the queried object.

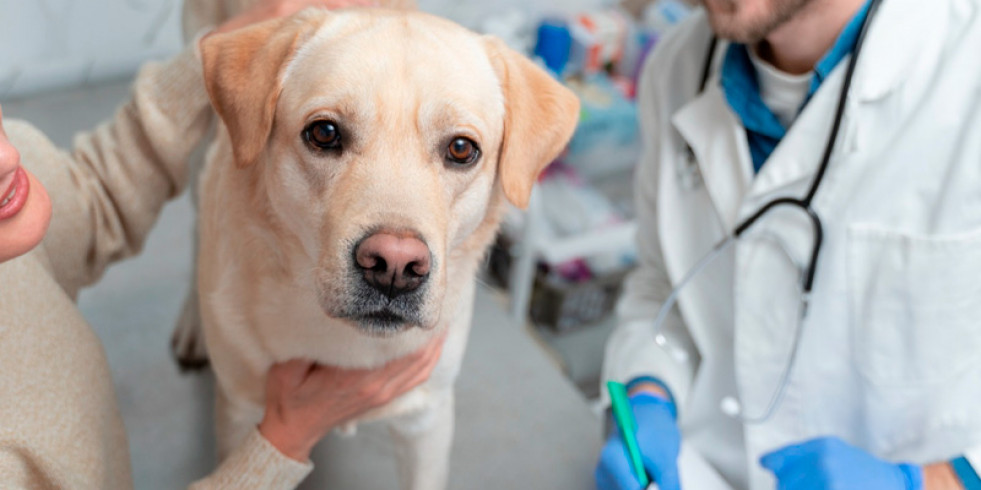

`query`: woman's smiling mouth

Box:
[0,167,30,220]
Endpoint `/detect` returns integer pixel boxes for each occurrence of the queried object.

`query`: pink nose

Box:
[355,232,431,298]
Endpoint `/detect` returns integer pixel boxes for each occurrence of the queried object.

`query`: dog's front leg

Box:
[388,388,454,490]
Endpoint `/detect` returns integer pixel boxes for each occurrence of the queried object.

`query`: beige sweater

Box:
[0,46,311,489]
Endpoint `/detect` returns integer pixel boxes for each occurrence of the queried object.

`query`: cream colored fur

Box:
[187,7,578,489]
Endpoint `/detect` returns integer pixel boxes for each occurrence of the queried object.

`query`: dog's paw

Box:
[171,293,209,372]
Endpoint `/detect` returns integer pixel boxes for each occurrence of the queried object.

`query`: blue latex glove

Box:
[760,436,923,490]
[595,394,681,490]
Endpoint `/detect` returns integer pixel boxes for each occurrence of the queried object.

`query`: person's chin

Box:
[705,11,766,44]
[0,169,52,263]
[704,0,813,44]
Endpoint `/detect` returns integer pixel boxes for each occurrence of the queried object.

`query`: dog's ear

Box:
[200,9,327,167]
[484,37,580,209]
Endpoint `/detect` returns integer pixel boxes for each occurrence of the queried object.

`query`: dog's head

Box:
[201,8,579,336]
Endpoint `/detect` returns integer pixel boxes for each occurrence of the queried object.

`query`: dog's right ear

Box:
[200,9,327,167]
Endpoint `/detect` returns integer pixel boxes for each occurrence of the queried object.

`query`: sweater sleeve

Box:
[188,429,313,490]
[10,44,213,298]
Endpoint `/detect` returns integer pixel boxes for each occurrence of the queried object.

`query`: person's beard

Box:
[700,0,816,43]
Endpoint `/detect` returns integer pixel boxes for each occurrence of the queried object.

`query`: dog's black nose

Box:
[355,232,431,298]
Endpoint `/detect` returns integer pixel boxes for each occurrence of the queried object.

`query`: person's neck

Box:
[754,0,867,75]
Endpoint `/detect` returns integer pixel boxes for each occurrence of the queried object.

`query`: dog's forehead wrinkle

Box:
[283,10,378,82]
[285,10,499,103]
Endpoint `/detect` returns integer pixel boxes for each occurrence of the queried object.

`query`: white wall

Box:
[0,0,610,100]
[0,0,184,99]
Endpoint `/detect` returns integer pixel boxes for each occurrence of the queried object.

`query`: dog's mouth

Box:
[361,309,405,324]
[330,281,430,336]
[347,308,416,336]
[317,260,439,336]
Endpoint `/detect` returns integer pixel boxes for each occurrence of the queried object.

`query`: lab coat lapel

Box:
[744,0,943,204]
[744,74,846,203]
[672,84,754,232]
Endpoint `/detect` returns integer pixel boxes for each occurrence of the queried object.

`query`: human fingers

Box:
[366,337,445,404]
[760,438,835,489]
[595,437,643,490]
[375,334,446,376]
[652,464,681,490]
[284,334,445,407]
[267,359,316,395]
[390,338,444,391]
[388,335,445,383]
[760,441,812,476]
[772,470,815,490]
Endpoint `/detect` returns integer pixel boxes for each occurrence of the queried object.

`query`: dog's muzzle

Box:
[343,230,435,334]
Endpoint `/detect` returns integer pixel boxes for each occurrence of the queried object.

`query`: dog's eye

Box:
[304,120,342,151]
[446,137,480,166]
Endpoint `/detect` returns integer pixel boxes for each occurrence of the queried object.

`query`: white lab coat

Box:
[602,0,981,488]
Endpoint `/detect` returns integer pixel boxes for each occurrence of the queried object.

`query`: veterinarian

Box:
[0,1,444,488]
[596,0,981,489]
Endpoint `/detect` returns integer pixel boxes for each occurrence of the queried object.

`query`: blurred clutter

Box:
[485,0,692,332]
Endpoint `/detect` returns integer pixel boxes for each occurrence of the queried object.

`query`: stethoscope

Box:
[651,0,884,424]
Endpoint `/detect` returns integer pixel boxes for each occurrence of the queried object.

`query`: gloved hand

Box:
[760,436,923,490]
[595,394,681,490]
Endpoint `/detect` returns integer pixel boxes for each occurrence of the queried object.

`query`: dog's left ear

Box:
[484,37,581,209]
[200,8,328,167]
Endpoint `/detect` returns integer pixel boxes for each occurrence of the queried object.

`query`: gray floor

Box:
[3,79,605,489]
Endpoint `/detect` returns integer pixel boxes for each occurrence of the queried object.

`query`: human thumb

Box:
[759,444,799,476]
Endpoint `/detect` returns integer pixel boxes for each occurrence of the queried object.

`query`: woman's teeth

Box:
[0,184,15,207]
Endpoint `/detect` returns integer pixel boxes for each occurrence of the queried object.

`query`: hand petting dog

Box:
[260,335,446,461]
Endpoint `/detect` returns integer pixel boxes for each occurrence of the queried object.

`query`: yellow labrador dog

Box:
[183,6,578,489]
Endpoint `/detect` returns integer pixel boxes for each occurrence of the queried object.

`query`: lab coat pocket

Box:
[847,225,981,387]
